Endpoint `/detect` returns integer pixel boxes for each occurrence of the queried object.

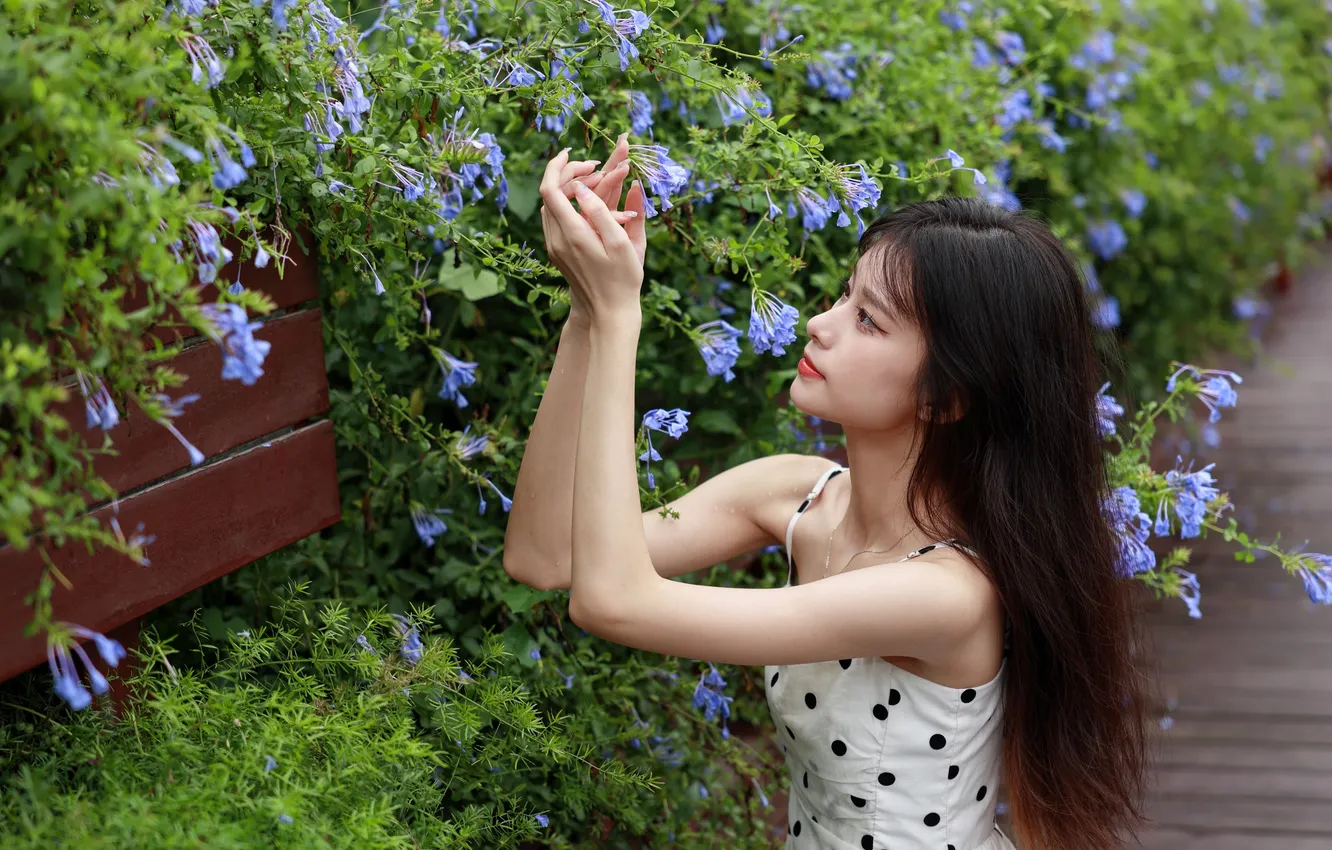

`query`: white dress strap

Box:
[783,463,847,584]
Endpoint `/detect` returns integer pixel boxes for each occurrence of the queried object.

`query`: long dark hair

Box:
[857,197,1153,850]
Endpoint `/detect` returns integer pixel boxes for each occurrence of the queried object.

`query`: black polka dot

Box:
[888,689,901,706]
[805,692,817,709]
[812,815,818,824]
[861,836,874,850]
[949,845,956,850]
[839,658,853,669]
[793,820,801,836]
[872,703,888,721]
[803,771,808,788]
[786,726,795,740]
[930,733,947,750]
[948,765,959,780]
[771,672,779,687]
[961,688,976,703]
[831,740,847,756]
[851,794,867,807]
[924,812,940,827]
[977,785,988,801]
[878,771,895,786]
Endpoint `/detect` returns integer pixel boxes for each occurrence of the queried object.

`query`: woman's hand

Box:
[540,136,648,326]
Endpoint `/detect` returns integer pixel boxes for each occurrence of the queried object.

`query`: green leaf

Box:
[692,409,744,437]
[500,585,556,615]
[353,155,379,176]
[505,175,541,220]
[440,263,504,301]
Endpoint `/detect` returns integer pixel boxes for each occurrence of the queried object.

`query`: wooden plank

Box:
[60,308,329,495]
[1156,715,1332,747]
[47,228,319,376]
[0,420,340,683]
[1134,829,1332,850]
[1153,765,1332,800]
[1152,741,1332,772]
[135,227,319,347]
[1145,796,1332,834]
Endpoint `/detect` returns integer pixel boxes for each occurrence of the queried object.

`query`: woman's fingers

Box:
[624,180,647,264]
[559,158,601,186]
[594,162,632,210]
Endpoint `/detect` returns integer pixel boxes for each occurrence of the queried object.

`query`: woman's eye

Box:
[857,308,878,330]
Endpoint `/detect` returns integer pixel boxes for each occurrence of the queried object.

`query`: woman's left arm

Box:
[537,160,660,618]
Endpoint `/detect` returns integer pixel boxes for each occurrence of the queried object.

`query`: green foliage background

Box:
[2,0,1330,845]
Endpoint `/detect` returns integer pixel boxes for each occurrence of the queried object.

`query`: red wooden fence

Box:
[0,232,341,701]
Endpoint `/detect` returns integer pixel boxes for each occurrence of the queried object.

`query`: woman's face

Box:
[790,253,927,433]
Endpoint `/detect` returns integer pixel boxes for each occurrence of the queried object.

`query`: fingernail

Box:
[561,146,572,155]
[572,181,589,193]
[624,211,638,218]
[588,160,602,167]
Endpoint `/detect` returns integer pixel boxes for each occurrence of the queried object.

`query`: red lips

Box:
[797,354,825,380]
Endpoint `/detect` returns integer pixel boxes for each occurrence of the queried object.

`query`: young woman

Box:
[504,138,1152,850]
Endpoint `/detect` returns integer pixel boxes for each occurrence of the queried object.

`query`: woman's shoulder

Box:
[738,453,844,536]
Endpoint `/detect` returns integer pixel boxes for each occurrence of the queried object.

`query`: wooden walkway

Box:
[1135,246,1332,849]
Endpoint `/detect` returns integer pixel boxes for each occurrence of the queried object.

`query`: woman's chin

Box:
[788,381,825,417]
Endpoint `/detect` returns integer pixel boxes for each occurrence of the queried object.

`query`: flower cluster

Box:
[201,303,271,386]
[692,663,734,735]
[640,408,691,488]
[47,623,127,711]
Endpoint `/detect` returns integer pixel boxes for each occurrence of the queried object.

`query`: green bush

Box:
[3,0,1332,846]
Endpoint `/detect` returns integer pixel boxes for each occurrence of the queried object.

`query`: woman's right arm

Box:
[503,367,825,591]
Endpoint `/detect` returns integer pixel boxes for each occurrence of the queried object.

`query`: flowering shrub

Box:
[3,0,1332,845]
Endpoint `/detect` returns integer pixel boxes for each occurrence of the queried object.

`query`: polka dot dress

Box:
[764,465,1017,850]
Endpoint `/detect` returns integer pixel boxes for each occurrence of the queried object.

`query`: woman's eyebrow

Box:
[849,275,900,320]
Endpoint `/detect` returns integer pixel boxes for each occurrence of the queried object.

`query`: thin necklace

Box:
[822,507,916,580]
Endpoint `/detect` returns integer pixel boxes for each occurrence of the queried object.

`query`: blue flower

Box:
[454,425,489,461]
[392,613,424,665]
[1296,554,1332,604]
[1165,458,1219,538]
[1094,382,1123,439]
[409,504,452,546]
[692,664,733,723]
[748,290,799,356]
[704,15,725,43]
[433,347,479,408]
[477,476,513,513]
[1176,569,1202,618]
[534,813,551,828]
[806,44,859,101]
[264,755,278,773]
[1091,295,1120,329]
[1119,188,1147,219]
[529,647,542,661]
[146,392,205,466]
[1104,486,1155,577]
[201,303,272,386]
[1035,120,1068,152]
[1227,196,1251,224]
[640,408,690,488]
[1087,219,1127,261]
[76,373,120,431]
[180,33,226,89]
[627,90,654,134]
[794,187,833,233]
[46,623,127,710]
[995,31,1025,65]
[628,144,690,218]
[695,319,743,382]
[1166,364,1241,422]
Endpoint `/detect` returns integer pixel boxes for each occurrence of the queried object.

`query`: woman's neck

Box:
[838,424,942,551]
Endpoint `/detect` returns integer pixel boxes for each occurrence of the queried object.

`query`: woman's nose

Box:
[805,308,831,347]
